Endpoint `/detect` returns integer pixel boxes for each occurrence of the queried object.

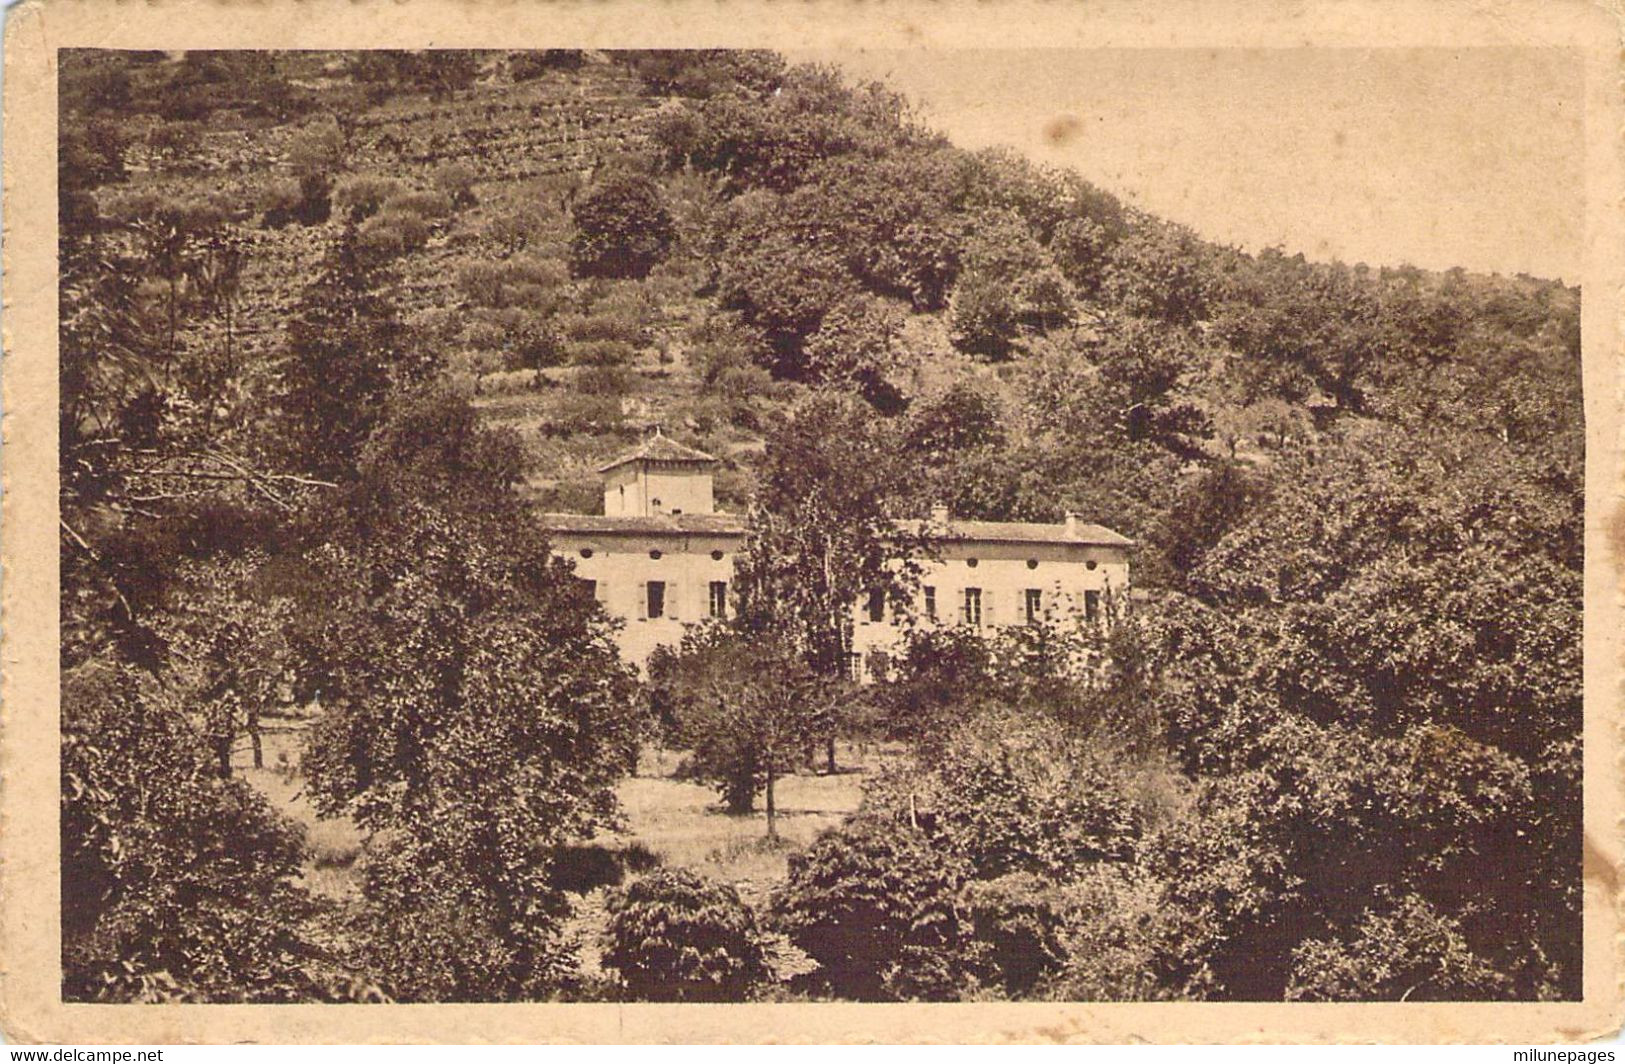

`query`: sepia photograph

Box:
[6,0,1623,1044]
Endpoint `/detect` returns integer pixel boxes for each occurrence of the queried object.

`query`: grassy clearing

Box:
[614,743,893,904]
[234,727,890,982]
[237,729,364,903]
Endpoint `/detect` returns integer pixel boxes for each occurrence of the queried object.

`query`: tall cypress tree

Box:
[279,223,415,480]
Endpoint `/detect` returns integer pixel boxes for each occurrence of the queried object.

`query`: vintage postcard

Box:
[3,0,1623,1045]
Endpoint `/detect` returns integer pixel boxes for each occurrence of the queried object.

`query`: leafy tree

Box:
[735,392,925,677]
[62,661,343,1002]
[1092,316,1212,455]
[1101,219,1212,326]
[904,382,1006,466]
[948,210,1075,357]
[299,387,640,1001]
[650,63,923,194]
[774,817,967,1001]
[602,869,769,1001]
[803,294,909,410]
[569,172,675,280]
[712,191,858,377]
[651,628,822,831]
[278,224,413,479]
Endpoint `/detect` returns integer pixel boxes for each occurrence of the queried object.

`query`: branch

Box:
[60,517,136,622]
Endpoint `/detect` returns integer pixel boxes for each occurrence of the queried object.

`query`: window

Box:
[649,549,662,560]
[647,581,666,619]
[963,587,982,627]
[1026,559,1039,570]
[708,580,728,619]
[845,653,864,682]
[966,557,979,568]
[711,549,724,561]
[584,579,597,601]
[1025,588,1042,623]
[923,586,937,622]
[1084,589,1100,623]
[580,547,594,559]
[866,587,885,623]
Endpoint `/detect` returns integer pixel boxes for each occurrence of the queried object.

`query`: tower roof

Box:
[595,430,718,474]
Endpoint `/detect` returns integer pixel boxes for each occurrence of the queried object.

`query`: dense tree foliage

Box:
[601,868,768,1001]
[569,171,675,280]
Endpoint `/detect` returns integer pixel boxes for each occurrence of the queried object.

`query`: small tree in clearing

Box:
[655,627,821,837]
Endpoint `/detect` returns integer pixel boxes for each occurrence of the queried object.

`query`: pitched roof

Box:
[595,432,718,473]
[894,517,1134,548]
[538,512,749,537]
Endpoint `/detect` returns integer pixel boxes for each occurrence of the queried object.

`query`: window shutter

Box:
[667,580,680,620]
[983,589,996,626]
[636,581,648,620]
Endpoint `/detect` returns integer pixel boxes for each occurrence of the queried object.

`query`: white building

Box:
[539,432,1133,676]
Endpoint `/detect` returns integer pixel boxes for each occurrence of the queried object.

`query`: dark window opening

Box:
[649,549,662,560]
[580,548,594,559]
[924,586,937,621]
[647,581,666,619]
[866,587,885,623]
[1025,588,1042,623]
[1084,589,1101,622]
[709,580,727,619]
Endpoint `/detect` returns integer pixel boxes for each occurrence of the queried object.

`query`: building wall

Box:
[549,529,744,667]
[850,540,1131,668]
[549,528,1129,675]
[601,463,714,517]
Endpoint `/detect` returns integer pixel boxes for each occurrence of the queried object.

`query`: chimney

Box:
[1065,512,1080,536]
[931,503,950,524]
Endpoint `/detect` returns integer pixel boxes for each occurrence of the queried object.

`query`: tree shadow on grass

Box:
[550,840,663,893]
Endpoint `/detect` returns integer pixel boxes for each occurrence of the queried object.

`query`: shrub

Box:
[359,208,432,258]
[333,174,405,221]
[458,262,507,307]
[567,312,646,346]
[432,160,480,208]
[567,340,636,367]
[961,873,1068,997]
[1285,892,1515,1002]
[949,273,1021,360]
[384,189,454,221]
[541,393,625,437]
[510,50,586,81]
[355,217,406,261]
[602,869,768,1002]
[576,364,633,397]
[570,172,675,280]
[918,709,1145,880]
[773,817,968,1001]
[513,316,567,370]
[488,200,559,253]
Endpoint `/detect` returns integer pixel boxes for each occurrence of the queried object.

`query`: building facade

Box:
[539,433,1133,676]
